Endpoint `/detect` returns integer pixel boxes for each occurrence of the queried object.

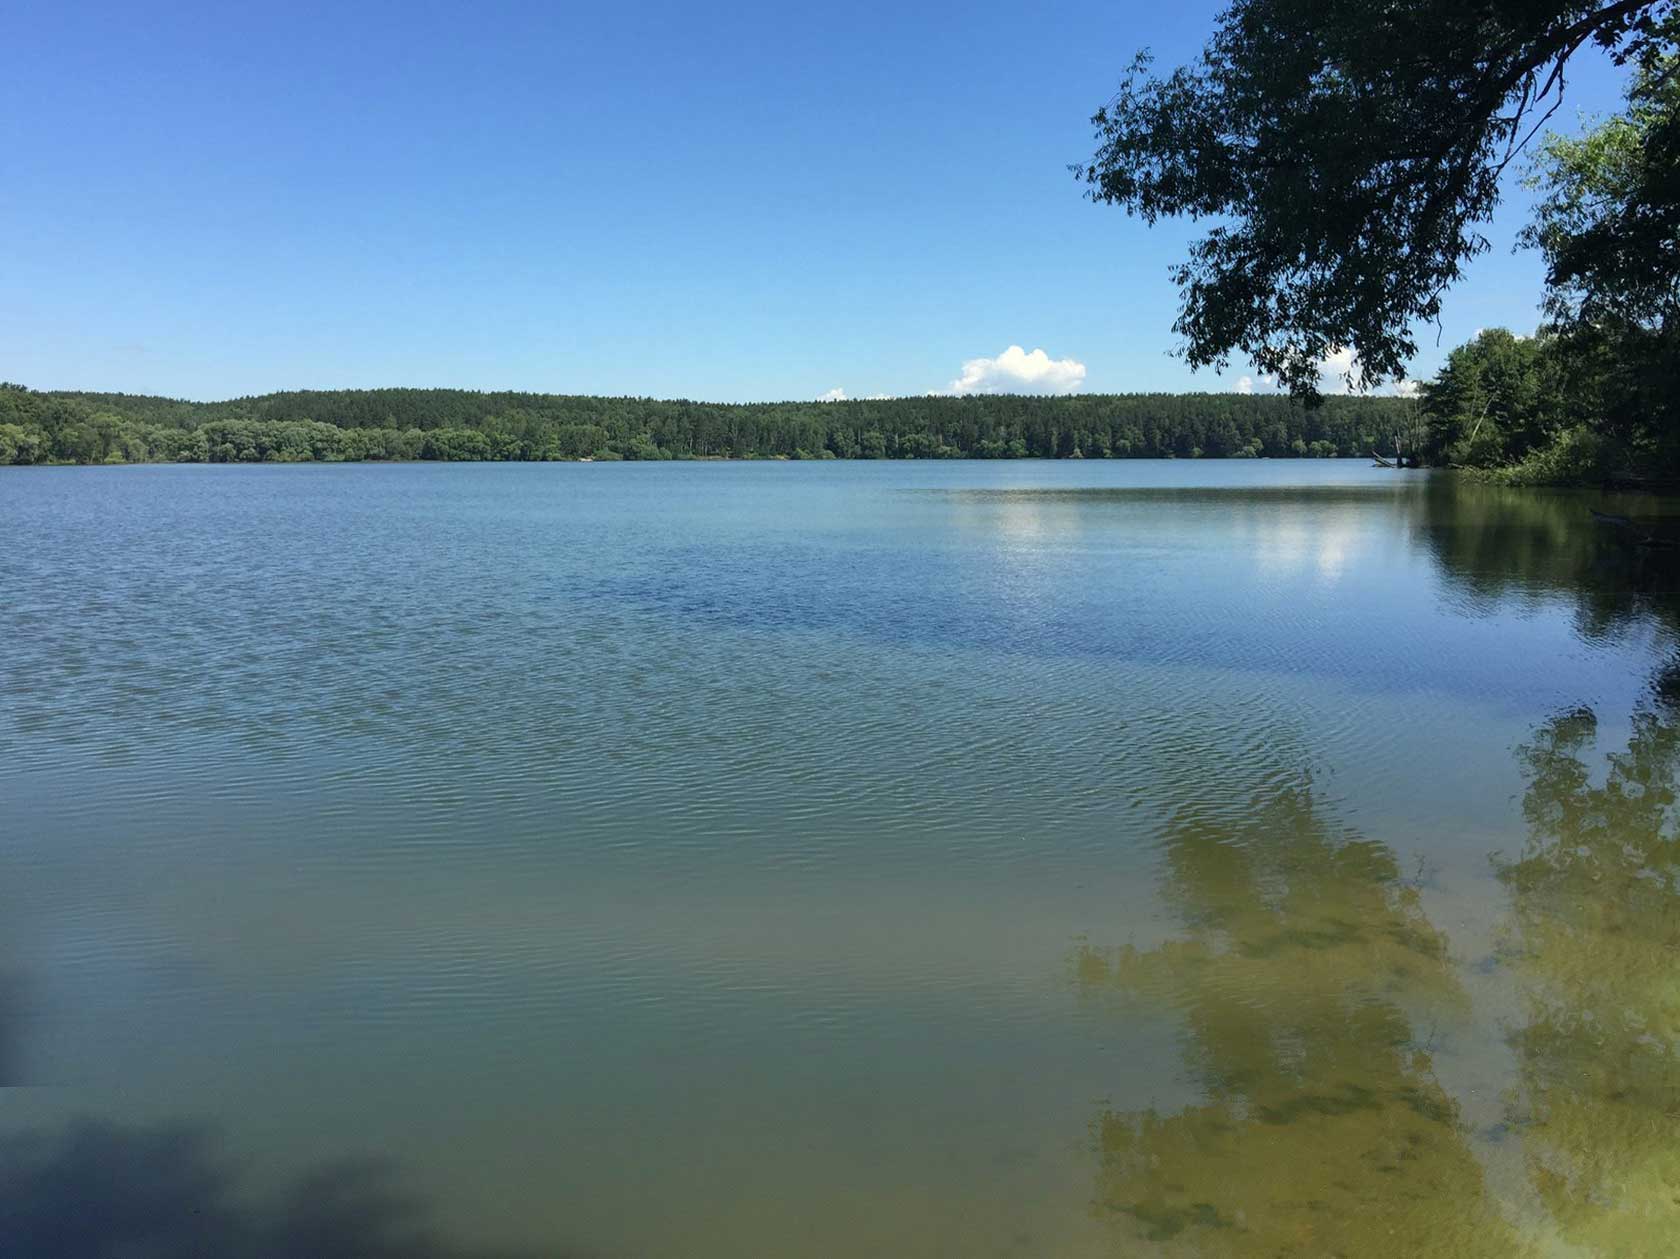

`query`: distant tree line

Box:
[0,384,1412,466]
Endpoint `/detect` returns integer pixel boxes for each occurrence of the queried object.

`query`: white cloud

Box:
[1316,348,1418,394]
[1232,371,1279,395]
[818,387,848,402]
[1232,352,1413,396]
[946,345,1086,396]
[1319,349,1427,395]
[1318,346,1359,393]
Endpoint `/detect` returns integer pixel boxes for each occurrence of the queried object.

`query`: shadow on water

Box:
[1073,784,1523,1255]
[0,1118,580,1259]
[1410,476,1680,639]
[1496,699,1680,1253]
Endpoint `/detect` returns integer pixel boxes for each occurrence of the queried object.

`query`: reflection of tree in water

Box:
[1500,703,1680,1255]
[0,1119,570,1259]
[1075,784,1523,1255]
[1412,477,1680,641]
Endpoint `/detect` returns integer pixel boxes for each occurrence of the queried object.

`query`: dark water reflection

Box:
[1411,477,1680,639]
[0,1119,561,1258]
[4,461,1680,1255]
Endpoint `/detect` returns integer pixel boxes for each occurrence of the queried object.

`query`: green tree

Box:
[1079,1,1678,395]
[1420,328,1560,466]
[1524,56,1680,471]
[0,423,42,465]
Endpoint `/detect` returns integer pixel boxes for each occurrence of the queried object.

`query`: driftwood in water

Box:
[1371,450,1397,468]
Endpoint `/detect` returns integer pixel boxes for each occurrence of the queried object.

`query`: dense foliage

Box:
[0,384,1412,465]
[1419,329,1566,470]
[1081,0,1676,396]
[1084,1,1677,484]
[1418,58,1680,483]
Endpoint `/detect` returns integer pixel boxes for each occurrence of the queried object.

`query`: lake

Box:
[3,458,1678,1256]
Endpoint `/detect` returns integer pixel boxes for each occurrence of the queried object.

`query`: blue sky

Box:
[2,1,1634,402]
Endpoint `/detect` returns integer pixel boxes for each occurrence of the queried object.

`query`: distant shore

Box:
[2,383,1411,466]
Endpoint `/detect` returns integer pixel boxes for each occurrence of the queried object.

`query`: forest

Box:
[0,384,1413,465]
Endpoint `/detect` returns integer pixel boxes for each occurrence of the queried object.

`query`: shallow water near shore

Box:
[3,458,1678,1256]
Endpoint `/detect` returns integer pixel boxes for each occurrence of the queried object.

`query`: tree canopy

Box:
[1407,55,1680,482]
[1080,0,1677,396]
[1523,57,1680,469]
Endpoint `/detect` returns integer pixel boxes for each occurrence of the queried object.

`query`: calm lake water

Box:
[4,459,1679,1256]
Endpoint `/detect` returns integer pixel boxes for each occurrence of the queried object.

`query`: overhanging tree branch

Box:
[1079,0,1677,397]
